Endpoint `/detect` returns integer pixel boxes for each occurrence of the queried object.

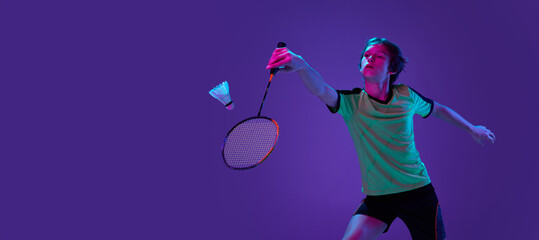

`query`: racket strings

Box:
[223,118,279,169]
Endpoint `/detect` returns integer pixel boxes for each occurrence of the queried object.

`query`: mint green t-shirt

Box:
[327,84,434,196]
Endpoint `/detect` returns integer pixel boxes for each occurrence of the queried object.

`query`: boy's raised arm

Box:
[266,47,338,108]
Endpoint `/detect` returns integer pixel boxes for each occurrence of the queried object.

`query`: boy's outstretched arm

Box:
[266,47,338,108]
[432,102,496,146]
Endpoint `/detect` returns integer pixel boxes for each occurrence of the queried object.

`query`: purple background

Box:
[3,0,538,239]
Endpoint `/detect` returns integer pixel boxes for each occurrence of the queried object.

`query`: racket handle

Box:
[270,42,287,75]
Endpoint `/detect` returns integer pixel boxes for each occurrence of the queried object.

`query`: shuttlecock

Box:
[209,81,234,110]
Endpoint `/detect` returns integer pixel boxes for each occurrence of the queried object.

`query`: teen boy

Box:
[266,38,495,240]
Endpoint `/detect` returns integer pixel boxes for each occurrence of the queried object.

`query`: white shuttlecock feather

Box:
[209,81,234,110]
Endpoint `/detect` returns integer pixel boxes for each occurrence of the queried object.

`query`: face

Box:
[359,44,394,79]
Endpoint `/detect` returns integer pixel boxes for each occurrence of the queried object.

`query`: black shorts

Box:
[354,183,446,240]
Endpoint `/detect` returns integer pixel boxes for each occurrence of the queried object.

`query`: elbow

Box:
[313,88,325,97]
[312,86,326,97]
[432,102,446,118]
[315,83,334,98]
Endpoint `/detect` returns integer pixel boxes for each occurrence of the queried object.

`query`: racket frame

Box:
[222,116,280,170]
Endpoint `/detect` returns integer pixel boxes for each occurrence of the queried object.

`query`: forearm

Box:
[296,64,329,96]
[266,48,332,98]
[434,104,474,134]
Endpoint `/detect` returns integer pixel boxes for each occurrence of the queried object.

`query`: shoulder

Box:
[402,84,434,105]
[393,84,411,97]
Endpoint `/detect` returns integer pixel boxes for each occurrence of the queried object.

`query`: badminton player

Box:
[266,38,495,240]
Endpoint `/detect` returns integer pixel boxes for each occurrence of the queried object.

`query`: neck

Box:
[364,76,391,101]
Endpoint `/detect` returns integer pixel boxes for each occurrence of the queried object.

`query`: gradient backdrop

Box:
[3,0,538,239]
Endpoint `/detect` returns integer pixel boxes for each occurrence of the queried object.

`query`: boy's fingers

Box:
[270,52,289,63]
[283,55,291,64]
[266,57,284,68]
[269,53,288,63]
[272,48,288,56]
[266,61,290,70]
[266,60,289,69]
[266,55,291,69]
[266,48,292,69]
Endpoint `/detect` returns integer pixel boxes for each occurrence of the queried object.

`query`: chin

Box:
[361,72,377,78]
[361,68,377,76]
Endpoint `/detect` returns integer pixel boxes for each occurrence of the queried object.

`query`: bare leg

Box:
[342,214,387,240]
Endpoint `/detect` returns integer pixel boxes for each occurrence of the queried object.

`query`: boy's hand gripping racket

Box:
[222,42,287,170]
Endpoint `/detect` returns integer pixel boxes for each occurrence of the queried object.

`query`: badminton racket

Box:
[222,42,287,170]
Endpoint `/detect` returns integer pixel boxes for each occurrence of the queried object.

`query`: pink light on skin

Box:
[359,44,396,102]
[266,47,291,70]
[265,47,305,73]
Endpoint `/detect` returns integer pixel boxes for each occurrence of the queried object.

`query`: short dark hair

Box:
[359,37,407,85]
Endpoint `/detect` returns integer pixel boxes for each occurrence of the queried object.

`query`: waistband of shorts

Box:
[367,183,433,198]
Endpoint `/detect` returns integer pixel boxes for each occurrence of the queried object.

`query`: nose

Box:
[367,55,375,63]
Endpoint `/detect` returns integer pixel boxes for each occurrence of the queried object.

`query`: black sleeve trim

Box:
[423,101,434,119]
[326,91,341,114]
[326,88,362,114]
[339,88,362,95]
[408,86,434,118]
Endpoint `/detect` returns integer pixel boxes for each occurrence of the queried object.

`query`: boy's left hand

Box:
[469,125,496,146]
